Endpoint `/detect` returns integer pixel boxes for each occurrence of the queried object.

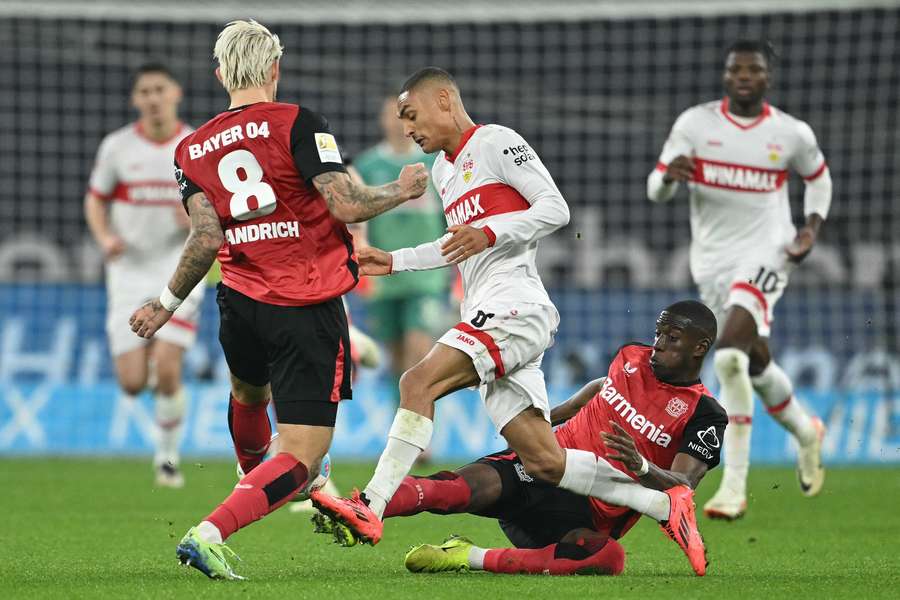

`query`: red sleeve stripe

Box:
[766,396,793,415]
[802,162,828,181]
[655,161,668,172]
[729,415,753,425]
[482,226,497,247]
[454,322,506,379]
[88,187,114,201]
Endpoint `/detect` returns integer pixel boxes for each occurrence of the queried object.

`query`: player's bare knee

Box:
[230,375,269,406]
[119,380,145,396]
[154,368,181,396]
[520,450,566,485]
[398,366,435,411]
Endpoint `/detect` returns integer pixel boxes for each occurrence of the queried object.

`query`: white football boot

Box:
[797,417,826,497]
[155,462,185,488]
[703,478,747,520]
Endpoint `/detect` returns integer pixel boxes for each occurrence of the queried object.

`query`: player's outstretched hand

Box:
[398,162,429,200]
[358,246,393,276]
[786,225,817,263]
[441,225,491,264]
[101,234,126,260]
[663,155,695,184]
[602,421,644,473]
[129,299,173,339]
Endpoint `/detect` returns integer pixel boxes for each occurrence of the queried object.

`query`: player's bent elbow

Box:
[557,201,571,227]
[327,203,361,224]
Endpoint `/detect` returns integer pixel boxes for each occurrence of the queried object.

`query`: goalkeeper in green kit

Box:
[354,94,449,401]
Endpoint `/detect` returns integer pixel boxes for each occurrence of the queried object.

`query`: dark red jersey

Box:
[555,343,726,538]
[174,102,356,306]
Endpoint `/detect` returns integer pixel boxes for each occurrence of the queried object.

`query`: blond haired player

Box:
[313,68,709,577]
[647,40,831,519]
[85,63,202,488]
[129,20,427,580]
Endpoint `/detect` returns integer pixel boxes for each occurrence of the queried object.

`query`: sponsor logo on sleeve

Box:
[502,144,536,166]
[314,133,343,164]
[698,426,720,449]
[688,426,721,461]
[623,361,638,376]
[666,397,689,418]
[174,167,186,191]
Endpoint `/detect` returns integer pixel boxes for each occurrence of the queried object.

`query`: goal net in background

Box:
[0,1,897,461]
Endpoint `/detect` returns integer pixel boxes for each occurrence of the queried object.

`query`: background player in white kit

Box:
[314,68,708,576]
[84,63,204,487]
[647,40,833,519]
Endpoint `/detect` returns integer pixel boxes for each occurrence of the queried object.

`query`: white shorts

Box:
[437,301,559,431]
[105,265,206,357]
[697,256,793,338]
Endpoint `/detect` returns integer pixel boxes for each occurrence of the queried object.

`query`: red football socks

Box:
[483,539,625,576]
[206,452,308,541]
[228,395,272,475]
[383,471,472,518]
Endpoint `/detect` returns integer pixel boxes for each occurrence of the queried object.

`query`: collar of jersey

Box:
[226,103,261,112]
[134,121,185,146]
[445,124,482,163]
[720,97,771,130]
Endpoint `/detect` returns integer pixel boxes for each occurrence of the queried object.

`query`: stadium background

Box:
[0,0,897,463]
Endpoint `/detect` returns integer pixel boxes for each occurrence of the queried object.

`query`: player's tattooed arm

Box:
[602,422,708,490]
[129,192,223,339]
[550,378,606,426]
[167,193,224,298]
[312,163,428,223]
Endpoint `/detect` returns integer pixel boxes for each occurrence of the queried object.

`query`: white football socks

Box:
[714,348,754,497]
[558,449,671,522]
[467,546,488,570]
[154,388,187,468]
[363,408,434,518]
[196,520,223,544]
[752,361,816,445]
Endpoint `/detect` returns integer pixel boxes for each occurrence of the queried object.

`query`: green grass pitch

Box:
[1,458,897,599]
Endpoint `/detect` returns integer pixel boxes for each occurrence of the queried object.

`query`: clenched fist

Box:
[357,246,393,276]
[398,162,429,200]
[663,155,696,184]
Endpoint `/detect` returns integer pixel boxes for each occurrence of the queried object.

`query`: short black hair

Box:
[725,39,777,69]
[400,67,457,94]
[663,300,718,342]
[132,62,179,88]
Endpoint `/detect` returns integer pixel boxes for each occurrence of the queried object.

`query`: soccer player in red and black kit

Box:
[317,300,727,576]
[128,20,427,580]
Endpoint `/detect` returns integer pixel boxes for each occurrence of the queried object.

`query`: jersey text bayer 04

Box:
[555,344,727,537]
[392,125,569,316]
[654,98,828,282]
[174,102,356,306]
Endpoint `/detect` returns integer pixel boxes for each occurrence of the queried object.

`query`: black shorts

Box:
[216,284,351,427]
[474,449,596,549]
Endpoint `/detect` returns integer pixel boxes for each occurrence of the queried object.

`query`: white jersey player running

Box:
[647,41,832,519]
[313,69,709,577]
[84,64,205,487]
